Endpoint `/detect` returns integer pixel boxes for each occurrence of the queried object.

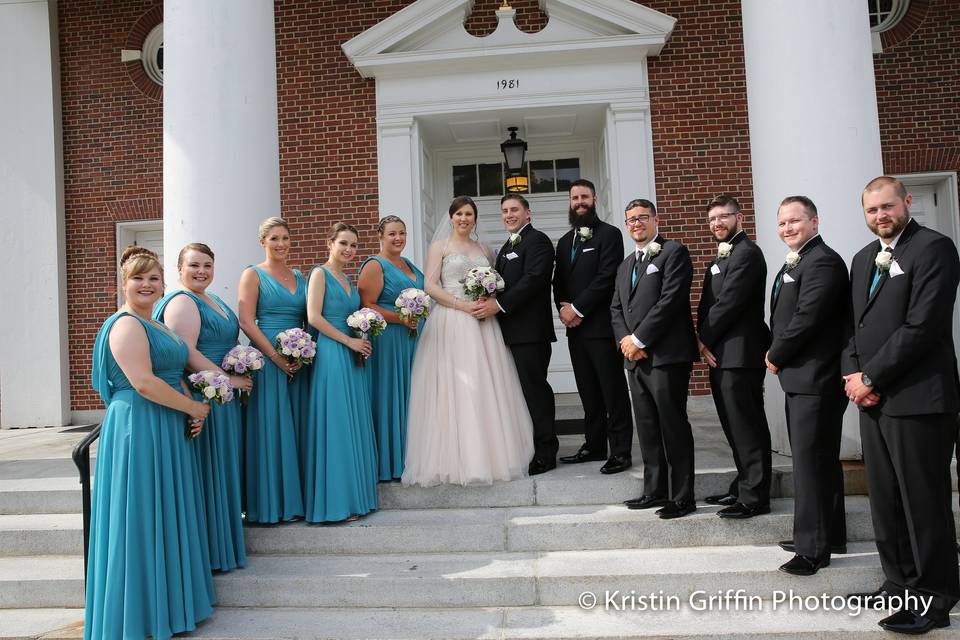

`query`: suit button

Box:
[628,307,632,312]
[858,322,864,328]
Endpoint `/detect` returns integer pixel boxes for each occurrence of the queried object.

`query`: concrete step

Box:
[211,543,883,609]
[0,478,81,515]
[0,556,83,608]
[0,513,81,556]
[0,608,83,640]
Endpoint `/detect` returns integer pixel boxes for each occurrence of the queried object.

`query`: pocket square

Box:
[710,264,721,275]
[889,260,905,277]
[505,252,519,260]
[645,263,659,275]
[582,247,596,253]
[782,273,795,283]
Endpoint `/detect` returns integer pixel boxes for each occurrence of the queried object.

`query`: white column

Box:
[0,0,70,428]
[377,116,422,262]
[741,0,884,458]
[604,100,656,254]
[164,0,281,309]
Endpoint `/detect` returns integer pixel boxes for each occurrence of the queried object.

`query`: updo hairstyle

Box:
[119,245,163,283]
[258,217,290,241]
[377,215,405,236]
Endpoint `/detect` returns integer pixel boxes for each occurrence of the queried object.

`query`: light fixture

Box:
[501,126,528,193]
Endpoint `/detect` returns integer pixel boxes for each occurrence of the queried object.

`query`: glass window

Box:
[868,0,909,31]
[478,163,504,196]
[453,165,477,197]
[555,158,580,192]
[529,160,556,194]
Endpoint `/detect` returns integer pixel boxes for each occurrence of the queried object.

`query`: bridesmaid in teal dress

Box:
[85,246,214,640]
[303,222,379,522]
[358,215,425,481]
[154,243,251,571]
[237,217,306,523]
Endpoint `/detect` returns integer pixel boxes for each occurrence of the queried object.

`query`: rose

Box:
[717,242,733,259]
[785,251,801,269]
[577,227,593,241]
[203,385,217,400]
[509,233,521,247]
[875,250,893,272]
[647,242,662,258]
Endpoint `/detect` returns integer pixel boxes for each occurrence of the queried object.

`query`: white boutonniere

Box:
[508,233,521,247]
[784,251,801,269]
[717,242,733,259]
[875,250,893,272]
[577,227,593,242]
[647,242,662,258]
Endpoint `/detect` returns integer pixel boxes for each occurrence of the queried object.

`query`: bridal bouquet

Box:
[274,328,317,375]
[395,288,431,337]
[461,266,504,300]
[186,370,235,439]
[221,345,264,405]
[347,307,387,367]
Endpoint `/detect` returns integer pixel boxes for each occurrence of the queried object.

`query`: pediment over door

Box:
[342,0,677,78]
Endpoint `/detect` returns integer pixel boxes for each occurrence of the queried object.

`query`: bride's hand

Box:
[401,316,419,330]
[348,337,373,357]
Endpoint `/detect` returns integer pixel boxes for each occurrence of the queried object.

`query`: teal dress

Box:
[359,256,425,480]
[243,266,306,523]
[85,312,215,640]
[154,290,246,571]
[302,267,379,522]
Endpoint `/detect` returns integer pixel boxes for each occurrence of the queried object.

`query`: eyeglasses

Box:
[625,215,653,226]
[708,212,738,224]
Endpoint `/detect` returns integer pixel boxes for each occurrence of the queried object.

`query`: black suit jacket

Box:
[841,219,960,416]
[495,224,557,346]
[696,230,770,369]
[553,219,623,339]
[610,235,698,370]
[767,236,850,394]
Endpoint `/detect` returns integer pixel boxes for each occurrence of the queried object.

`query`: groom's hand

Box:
[559,303,582,327]
[473,297,500,320]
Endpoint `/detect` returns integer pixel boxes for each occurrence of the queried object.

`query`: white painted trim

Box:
[896,170,960,244]
[115,220,163,305]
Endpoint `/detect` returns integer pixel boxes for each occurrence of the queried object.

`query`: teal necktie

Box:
[570,237,579,263]
[631,252,642,286]
[868,247,893,299]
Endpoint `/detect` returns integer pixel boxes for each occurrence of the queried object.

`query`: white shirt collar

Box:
[513,223,530,236]
[881,227,905,251]
[796,233,820,253]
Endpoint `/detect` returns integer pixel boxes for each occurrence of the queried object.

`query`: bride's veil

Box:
[424,196,488,286]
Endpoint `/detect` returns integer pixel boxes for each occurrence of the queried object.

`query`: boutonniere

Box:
[717,242,733,259]
[577,227,593,242]
[874,250,893,272]
[508,233,522,247]
[784,251,801,270]
[647,242,662,258]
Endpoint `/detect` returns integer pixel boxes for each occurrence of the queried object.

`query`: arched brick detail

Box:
[123,5,163,101]
[105,198,162,222]
[879,0,930,51]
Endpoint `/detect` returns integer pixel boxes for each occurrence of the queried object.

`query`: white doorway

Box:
[116,220,164,304]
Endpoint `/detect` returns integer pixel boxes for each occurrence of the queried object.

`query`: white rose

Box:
[203,386,217,399]
[785,251,801,268]
[509,233,522,247]
[717,242,733,258]
[226,356,238,366]
[291,348,301,358]
[251,360,262,370]
[875,250,893,270]
[647,242,662,258]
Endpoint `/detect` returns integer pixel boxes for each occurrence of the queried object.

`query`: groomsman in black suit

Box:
[764,196,848,576]
[843,176,959,635]
[611,199,699,519]
[474,194,558,475]
[696,194,772,518]
[553,179,633,474]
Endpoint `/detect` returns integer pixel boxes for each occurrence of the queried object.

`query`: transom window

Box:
[453,158,581,197]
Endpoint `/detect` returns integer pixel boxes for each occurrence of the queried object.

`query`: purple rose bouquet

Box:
[461,266,505,300]
[274,328,317,376]
[186,370,235,439]
[346,307,387,367]
[394,287,431,337]
[221,345,264,405]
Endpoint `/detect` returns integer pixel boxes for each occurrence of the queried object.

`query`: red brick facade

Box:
[59,0,958,410]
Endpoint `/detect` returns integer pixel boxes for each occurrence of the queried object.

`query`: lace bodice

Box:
[440,252,490,298]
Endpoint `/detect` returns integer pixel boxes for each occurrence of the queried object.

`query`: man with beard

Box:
[844,176,959,634]
[696,194,772,519]
[553,179,633,474]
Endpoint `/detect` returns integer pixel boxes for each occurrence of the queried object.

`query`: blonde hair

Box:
[258,216,290,241]
[119,245,162,283]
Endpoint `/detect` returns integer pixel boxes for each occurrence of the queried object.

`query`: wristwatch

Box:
[861,372,873,387]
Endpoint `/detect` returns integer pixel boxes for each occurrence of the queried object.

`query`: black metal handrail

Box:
[71,424,101,582]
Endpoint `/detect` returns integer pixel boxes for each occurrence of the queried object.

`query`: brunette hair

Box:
[862,176,908,204]
[500,193,530,209]
[779,195,818,218]
[328,222,359,242]
[377,215,405,236]
[705,194,741,214]
[569,178,596,196]
[177,243,215,269]
[448,196,478,218]
[119,245,162,282]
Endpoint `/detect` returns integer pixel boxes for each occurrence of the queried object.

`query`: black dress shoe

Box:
[778,554,830,576]
[878,609,950,634]
[599,455,632,475]
[528,458,556,476]
[704,493,738,506]
[717,502,771,519]
[559,448,607,464]
[846,588,897,608]
[656,500,696,519]
[623,495,669,510]
[778,539,847,555]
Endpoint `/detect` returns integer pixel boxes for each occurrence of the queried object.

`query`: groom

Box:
[474,194,559,475]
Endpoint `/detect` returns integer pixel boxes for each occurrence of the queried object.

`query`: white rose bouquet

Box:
[347,307,387,367]
[186,370,234,439]
[461,266,505,300]
[395,288,431,337]
[221,345,264,405]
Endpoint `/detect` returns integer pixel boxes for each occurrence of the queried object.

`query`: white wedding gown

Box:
[402,251,535,487]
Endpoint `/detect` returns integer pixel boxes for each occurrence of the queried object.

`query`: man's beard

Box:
[871,216,909,239]
[714,222,741,243]
[569,204,599,228]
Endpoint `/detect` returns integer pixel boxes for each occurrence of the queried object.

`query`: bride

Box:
[402,196,535,487]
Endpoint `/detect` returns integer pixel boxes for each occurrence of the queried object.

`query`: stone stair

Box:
[0,453,958,639]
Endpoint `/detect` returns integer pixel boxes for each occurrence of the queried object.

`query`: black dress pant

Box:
[509,342,558,461]
[860,410,959,617]
[627,362,695,502]
[785,388,847,558]
[567,334,632,458]
[709,367,771,506]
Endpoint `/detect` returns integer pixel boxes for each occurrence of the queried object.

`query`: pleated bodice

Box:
[92,311,187,400]
[154,290,239,364]
[252,265,307,337]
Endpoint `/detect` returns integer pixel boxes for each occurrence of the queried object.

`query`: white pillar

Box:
[0,0,70,428]
[377,117,422,262]
[741,0,884,459]
[164,0,281,309]
[604,100,656,254]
